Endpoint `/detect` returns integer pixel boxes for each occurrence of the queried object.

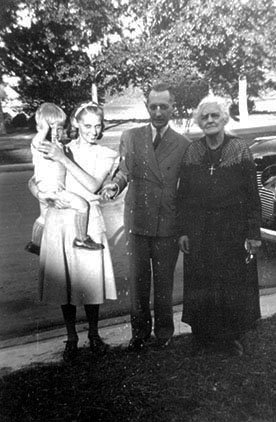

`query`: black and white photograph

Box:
[1,0,276,421]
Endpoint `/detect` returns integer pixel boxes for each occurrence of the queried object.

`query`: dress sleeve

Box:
[111,131,129,193]
[176,149,193,235]
[241,145,262,240]
[91,147,119,190]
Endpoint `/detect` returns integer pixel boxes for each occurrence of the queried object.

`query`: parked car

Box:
[250,136,276,242]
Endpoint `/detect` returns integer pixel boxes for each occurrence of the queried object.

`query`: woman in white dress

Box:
[30,103,118,362]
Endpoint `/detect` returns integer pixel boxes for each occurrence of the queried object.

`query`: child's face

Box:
[77,113,102,144]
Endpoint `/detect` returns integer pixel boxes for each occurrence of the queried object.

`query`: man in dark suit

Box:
[102,82,190,350]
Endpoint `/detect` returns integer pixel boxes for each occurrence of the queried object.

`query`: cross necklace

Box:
[209,163,215,175]
[206,141,224,175]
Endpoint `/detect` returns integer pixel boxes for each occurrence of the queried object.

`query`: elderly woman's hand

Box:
[246,239,262,255]
[37,141,66,164]
[178,235,190,254]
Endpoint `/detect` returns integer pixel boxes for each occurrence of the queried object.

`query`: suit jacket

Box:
[113,124,191,237]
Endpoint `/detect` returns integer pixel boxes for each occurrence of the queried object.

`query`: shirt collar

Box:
[150,124,169,142]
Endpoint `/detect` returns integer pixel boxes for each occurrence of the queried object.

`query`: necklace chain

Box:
[206,143,223,175]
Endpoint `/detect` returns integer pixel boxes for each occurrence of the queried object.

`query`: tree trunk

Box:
[91,83,98,104]
[0,100,6,134]
[238,75,248,122]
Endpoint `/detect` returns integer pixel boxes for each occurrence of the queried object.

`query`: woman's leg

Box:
[84,304,109,354]
[61,304,78,362]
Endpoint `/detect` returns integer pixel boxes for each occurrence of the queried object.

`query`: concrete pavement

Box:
[1,291,276,375]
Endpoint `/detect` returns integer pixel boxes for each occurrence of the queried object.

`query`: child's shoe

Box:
[73,236,104,250]
[25,241,40,256]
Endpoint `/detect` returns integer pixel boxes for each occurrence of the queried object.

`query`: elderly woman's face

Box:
[198,103,227,136]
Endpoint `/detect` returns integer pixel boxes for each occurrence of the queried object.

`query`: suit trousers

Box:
[127,233,179,341]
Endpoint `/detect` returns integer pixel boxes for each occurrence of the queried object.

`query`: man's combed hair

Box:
[149,81,175,102]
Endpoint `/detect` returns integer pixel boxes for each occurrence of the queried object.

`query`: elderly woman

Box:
[177,95,262,355]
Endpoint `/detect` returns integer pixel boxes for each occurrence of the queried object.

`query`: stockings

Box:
[61,304,78,343]
[85,304,100,339]
[61,304,100,343]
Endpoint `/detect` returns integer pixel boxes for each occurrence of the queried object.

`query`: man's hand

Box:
[178,235,190,254]
[100,183,118,200]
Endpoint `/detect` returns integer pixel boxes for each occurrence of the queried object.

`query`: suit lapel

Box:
[156,127,179,163]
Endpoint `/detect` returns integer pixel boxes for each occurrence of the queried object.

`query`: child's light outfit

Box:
[31,137,87,222]
[29,136,103,251]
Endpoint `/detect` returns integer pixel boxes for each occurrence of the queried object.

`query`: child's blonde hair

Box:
[35,102,66,129]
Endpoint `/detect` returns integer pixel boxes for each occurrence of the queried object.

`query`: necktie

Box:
[153,130,162,150]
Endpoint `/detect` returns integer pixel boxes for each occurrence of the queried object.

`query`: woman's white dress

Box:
[39,139,118,306]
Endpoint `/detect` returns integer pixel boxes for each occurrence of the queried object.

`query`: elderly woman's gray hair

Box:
[193,95,231,126]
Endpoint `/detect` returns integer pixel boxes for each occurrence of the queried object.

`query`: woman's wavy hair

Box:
[193,95,231,126]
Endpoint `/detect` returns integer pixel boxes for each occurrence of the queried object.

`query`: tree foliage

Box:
[0,0,121,113]
[1,0,276,118]
[96,0,276,115]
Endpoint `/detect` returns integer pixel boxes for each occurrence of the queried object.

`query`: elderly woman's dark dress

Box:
[177,134,262,343]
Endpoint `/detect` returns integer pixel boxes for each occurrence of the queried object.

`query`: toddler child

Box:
[25,102,104,255]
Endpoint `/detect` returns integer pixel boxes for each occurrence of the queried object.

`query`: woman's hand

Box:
[178,235,190,254]
[38,191,70,209]
[37,141,66,164]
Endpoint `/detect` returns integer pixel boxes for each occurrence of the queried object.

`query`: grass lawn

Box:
[1,315,276,422]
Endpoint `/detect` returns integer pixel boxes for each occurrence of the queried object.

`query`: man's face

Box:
[146,90,174,129]
[198,103,227,136]
[77,113,102,144]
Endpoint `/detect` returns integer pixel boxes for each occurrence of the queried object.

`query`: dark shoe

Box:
[89,335,109,355]
[63,341,78,363]
[128,338,147,352]
[73,236,104,251]
[156,337,172,349]
[25,241,40,256]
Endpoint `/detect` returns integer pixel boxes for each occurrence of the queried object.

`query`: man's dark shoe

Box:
[63,341,78,363]
[25,241,40,256]
[89,335,109,355]
[128,338,147,352]
[73,236,104,250]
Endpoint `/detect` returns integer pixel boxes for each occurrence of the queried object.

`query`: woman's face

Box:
[198,103,227,137]
[77,113,103,144]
